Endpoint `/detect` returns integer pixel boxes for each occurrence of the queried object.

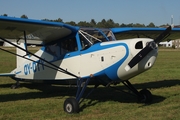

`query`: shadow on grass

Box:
[0,79,179,112]
[132,79,180,90]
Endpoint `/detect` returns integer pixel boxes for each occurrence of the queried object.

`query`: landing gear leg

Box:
[63,78,90,113]
[11,81,20,89]
[122,80,152,103]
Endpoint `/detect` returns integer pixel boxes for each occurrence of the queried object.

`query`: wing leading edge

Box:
[111,27,180,41]
[0,16,79,45]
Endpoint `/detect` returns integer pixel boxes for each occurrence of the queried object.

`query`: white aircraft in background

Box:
[0,16,179,113]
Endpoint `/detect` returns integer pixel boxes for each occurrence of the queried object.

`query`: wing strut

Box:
[0,37,79,78]
[23,31,28,55]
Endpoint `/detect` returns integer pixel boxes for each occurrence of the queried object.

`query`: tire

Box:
[63,98,79,113]
[139,89,153,103]
[11,84,18,89]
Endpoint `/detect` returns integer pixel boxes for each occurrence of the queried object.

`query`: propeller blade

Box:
[125,26,172,71]
[154,25,172,43]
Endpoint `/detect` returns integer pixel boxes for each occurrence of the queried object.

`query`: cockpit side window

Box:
[45,37,78,59]
[105,31,116,41]
[79,30,102,44]
[45,43,60,59]
[79,34,92,50]
[60,37,78,54]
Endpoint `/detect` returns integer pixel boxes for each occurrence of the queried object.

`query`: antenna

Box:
[171,15,174,25]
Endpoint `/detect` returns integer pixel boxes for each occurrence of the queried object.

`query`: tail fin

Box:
[16,43,27,68]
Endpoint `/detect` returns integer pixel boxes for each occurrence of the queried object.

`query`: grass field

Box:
[0,48,180,120]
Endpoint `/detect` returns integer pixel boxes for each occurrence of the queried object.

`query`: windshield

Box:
[78,28,116,50]
[79,28,116,43]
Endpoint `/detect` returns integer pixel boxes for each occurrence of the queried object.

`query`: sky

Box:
[0,0,180,26]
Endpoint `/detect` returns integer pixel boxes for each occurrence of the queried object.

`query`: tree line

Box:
[1,14,170,28]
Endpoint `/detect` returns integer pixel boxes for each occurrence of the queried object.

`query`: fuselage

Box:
[11,28,158,85]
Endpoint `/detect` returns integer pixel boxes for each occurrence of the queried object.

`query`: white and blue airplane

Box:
[0,16,180,113]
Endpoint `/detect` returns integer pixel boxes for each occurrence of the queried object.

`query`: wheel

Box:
[11,84,19,89]
[138,89,153,103]
[63,98,79,113]
[11,81,20,89]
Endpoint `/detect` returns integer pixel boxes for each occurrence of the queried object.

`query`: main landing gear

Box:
[122,80,152,103]
[63,79,152,113]
[63,78,96,113]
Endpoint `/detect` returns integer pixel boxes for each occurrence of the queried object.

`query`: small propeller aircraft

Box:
[0,16,180,113]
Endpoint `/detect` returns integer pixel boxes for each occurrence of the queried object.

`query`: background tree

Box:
[2,14,8,16]
[96,19,107,28]
[90,19,96,27]
[42,18,63,22]
[120,23,128,27]
[42,18,50,21]
[159,23,170,28]
[2,13,167,28]
[133,23,145,27]
[21,14,28,19]
[54,18,63,22]
[77,21,91,27]
[106,19,116,28]
[65,21,77,26]
[126,23,133,27]
[147,22,156,27]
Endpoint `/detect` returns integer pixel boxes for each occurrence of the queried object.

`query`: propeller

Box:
[125,26,172,71]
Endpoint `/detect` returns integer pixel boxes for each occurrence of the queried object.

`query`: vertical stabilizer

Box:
[16,43,27,68]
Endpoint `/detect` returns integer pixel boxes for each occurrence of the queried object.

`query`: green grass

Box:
[0,48,180,120]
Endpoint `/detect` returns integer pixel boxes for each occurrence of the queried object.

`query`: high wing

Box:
[0,16,79,45]
[111,27,180,41]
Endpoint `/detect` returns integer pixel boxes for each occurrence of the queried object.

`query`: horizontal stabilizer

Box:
[0,73,15,77]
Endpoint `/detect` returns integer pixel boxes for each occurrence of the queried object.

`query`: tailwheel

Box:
[64,98,79,114]
[138,89,153,103]
[11,81,20,89]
